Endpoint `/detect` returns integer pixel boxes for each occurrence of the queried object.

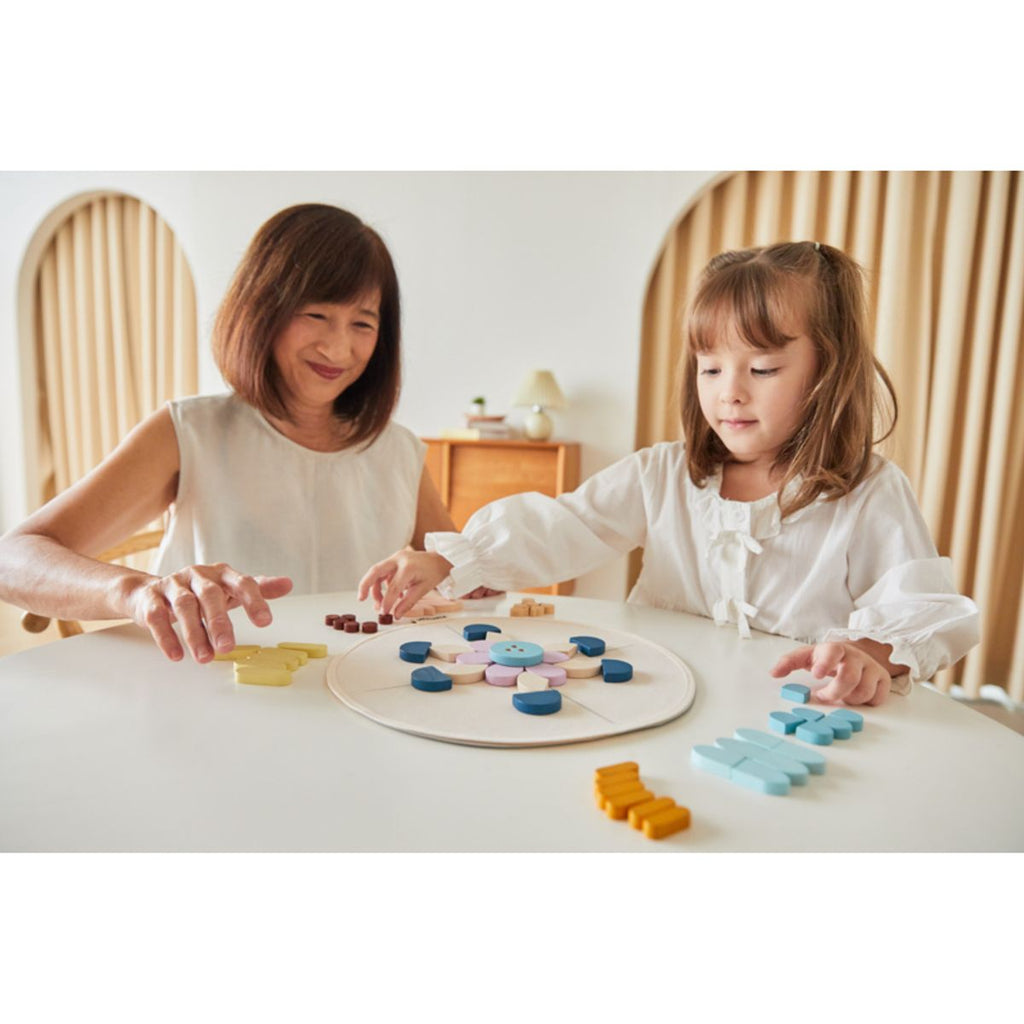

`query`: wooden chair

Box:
[19,528,165,639]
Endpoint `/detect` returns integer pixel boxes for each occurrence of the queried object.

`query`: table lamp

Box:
[514,369,566,441]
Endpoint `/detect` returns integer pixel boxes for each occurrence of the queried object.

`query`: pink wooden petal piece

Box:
[527,663,567,687]
[456,651,493,665]
[542,650,570,663]
[484,663,520,687]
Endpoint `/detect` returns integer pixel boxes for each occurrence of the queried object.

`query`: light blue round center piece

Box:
[488,640,544,667]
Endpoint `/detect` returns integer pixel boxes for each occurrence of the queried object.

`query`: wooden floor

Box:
[2,599,1022,736]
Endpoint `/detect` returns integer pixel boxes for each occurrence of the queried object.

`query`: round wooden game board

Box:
[326,616,697,747]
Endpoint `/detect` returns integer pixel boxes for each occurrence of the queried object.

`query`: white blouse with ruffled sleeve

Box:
[426,442,979,685]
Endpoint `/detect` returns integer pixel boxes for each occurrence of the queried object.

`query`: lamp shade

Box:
[513,370,566,410]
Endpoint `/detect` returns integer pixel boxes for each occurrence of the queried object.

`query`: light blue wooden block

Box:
[789,707,825,722]
[829,708,864,732]
[823,713,853,739]
[795,721,834,745]
[488,640,544,667]
[734,728,827,774]
[769,711,801,734]
[780,683,810,703]
[715,737,809,785]
[691,745,791,796]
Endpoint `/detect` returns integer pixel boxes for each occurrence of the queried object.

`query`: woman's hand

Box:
[770,641,893,706]
[120,563,293,663]
[358,550,454,620]
[460,586,504,600]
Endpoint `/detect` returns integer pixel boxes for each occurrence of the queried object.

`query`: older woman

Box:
[0,204,463,663]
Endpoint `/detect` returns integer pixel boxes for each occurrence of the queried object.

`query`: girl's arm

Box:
[360,450,652,617]
[0,407,291,662]
[772,462,979,705]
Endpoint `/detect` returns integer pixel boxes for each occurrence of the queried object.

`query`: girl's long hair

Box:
[679,241,897,516]
[213,204,401,449]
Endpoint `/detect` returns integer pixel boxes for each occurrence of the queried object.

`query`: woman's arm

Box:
[0,407,292,662]
[409,466,457,547]
[0,408,181,620]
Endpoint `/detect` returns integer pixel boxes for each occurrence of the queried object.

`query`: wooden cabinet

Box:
[422,438,581,595]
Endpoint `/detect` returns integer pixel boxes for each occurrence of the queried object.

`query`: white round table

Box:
[2,592,1022,851]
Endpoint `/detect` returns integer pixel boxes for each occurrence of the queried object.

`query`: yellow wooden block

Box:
[234,664,293,687]
[642,805,691,839]
[278,642,328,658]
[212,645,261,662]
[263,645,307,665]
[627,796,676,829]
[243,650,303,670]
[595,761,640,780]
[510,604,531,617]
[604,787,654,820]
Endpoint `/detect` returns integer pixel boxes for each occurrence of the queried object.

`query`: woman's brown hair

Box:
[213,204,401,448]
[679,241,897,516]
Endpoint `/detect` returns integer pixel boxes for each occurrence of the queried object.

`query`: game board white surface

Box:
[326,615,697,747]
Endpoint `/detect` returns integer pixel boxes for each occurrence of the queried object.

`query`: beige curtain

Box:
[33,194,198,569]
[637,171,1024,702]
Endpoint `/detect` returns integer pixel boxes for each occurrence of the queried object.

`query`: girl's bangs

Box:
[688,264,802,354]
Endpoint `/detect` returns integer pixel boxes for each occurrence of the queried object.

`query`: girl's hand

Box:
[770,641,893,706]
[121,564,293,663]
[358,550,454,620]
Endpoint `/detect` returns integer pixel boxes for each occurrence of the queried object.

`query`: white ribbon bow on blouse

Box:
[708,530,764,639]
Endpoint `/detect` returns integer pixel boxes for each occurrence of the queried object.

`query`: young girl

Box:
[359,241,979,706]
[0,203,463,664]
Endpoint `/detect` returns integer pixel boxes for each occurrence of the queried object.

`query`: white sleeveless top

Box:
[153,393,425,594]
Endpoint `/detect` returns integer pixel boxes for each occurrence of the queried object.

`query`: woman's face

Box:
[272,291,381,412]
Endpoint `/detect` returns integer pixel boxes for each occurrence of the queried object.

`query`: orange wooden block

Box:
[604,787,654,820]
[595,761,640,780]
[594,774,641,798]
[642,806,691,839]
[594,777,645,809]
[627,796,676,829]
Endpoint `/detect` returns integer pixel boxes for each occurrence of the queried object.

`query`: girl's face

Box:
[272,292,381,412]
[695,325,818,472]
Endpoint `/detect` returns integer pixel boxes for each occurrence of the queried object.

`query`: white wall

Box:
[0,171,716,599]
